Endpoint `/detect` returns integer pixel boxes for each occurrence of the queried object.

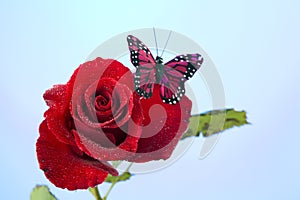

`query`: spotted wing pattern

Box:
[127,35,156,98]
[127,34,204,104]
[160,54,204,104]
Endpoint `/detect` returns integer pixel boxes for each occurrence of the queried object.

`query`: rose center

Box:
[95,95,111,110]
[98,96,108,106]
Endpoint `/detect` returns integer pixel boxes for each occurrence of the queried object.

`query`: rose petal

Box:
[85,79,114,123]
[43,85,75,145]
[70,60,135,130]
[68,58,134,100]
[72,81,135,139]
[37,121,118,190]
[129,85,192,162]
[72,94,144,161]
[43,84,67,109]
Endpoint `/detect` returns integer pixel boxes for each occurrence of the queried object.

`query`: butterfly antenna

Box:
[160,30,172,57]
[153,27,159,57]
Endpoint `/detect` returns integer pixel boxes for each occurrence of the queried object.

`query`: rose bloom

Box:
[36,57,191,190]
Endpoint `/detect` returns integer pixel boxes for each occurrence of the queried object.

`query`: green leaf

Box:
[182,108,249,139]
[105,172,132,183]
[30,185,57,200]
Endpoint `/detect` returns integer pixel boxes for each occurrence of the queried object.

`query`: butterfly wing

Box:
[160,54,204,104]
[160,70,185,104]
[127,35,157,98]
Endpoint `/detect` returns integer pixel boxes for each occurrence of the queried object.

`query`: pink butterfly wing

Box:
[160,54,204,104]
[164,54,204,79]
[160,70,185,104]
[127,35,156,67]
[127,35,156,98]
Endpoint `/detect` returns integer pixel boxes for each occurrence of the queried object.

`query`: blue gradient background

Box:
[1,0,300,199]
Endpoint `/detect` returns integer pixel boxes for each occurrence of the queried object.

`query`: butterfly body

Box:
[154,56,165,83]
[127,34,204,104]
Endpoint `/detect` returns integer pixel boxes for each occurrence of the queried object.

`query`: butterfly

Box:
[127,34,204,104]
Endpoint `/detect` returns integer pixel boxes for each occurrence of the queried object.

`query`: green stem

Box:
[125,162,133,172]
[89,186,103,200]
[103,182,116,200]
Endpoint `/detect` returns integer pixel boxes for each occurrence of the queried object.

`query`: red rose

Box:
[36,57,191,190]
